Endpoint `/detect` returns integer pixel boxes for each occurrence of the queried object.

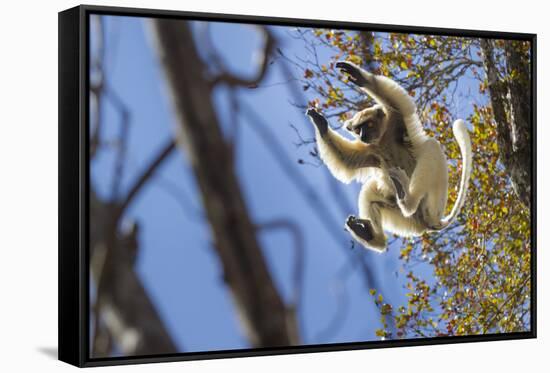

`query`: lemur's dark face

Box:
[345,105,387,144]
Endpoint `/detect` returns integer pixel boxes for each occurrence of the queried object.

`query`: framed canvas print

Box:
[58,4,537,367]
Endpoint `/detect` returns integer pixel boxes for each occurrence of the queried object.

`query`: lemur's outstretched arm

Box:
[336,62,416,116]
[306,108,381,184]
[336,62,426,142]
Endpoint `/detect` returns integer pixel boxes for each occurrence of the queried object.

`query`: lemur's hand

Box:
[306,108,328,135]
[336,61,369,87]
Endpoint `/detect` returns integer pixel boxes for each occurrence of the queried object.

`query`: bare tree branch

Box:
[90,193,179,357]
[256,219,306,308]
[89,15,105,159]
[210,26,275,88]
[118,138,176,218]
[106,88,131,201]
[256,218,306,344]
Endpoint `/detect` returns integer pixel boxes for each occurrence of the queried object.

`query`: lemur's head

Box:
[345,104,387,144]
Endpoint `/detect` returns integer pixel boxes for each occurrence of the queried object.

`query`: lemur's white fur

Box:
[307,62,473,253]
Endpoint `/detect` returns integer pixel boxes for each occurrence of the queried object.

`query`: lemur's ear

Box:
[376,107,386,118]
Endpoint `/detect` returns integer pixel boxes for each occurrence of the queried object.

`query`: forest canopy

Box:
[284,29,532,338]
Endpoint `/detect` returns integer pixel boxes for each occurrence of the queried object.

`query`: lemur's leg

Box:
[388,168,409,200]
[389,166,425,218]
[306,108,381,184]
[405,140,449,224]
[388,137,448,219]
[345,180,388,253]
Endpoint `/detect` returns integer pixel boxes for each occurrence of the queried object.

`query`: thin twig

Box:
[118,138,176,218]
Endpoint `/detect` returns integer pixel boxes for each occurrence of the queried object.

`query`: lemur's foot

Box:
[388,167,409,200]
[336,61,369,87]
[345,215,374,242]
[305,108,328,134]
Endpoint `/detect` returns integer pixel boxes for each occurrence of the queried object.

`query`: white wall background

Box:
[0,0,546,371]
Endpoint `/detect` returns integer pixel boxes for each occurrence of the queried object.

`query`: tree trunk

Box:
[480,39,532,208]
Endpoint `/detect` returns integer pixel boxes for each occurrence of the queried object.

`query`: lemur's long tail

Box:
[437,119,473,229]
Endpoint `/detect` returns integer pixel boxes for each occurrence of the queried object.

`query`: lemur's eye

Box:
[367,121,374,128]
[354,128,361,135]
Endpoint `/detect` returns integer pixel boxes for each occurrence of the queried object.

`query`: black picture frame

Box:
[59,4,537,367]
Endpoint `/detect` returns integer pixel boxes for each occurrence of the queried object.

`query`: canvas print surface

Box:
[88,13,533,358]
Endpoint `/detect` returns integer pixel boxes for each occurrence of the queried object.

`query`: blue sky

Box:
[89,15,469,354]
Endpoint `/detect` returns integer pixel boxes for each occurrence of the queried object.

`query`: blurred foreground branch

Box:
[89,15,178,357]
[210,25,275,88]
[150,19,299,347]
[90,194,178,356]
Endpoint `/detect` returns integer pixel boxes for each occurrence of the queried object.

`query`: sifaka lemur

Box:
[306,61,472,253]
